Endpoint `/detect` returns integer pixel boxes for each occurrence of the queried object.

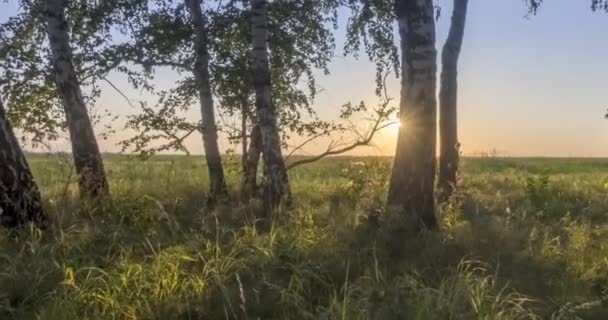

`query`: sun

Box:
[389,120,402,135]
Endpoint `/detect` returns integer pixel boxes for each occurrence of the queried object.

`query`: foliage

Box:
[524,173,551,211]
[525,0,608,14]
[116,0,344,157]
[0,0,147,144]
[343,0,399,95]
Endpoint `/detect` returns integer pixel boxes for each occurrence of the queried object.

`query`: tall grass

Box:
[0,155,607,319]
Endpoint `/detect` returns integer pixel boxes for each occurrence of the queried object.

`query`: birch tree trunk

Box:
[45,0,109,198]
[387,0,438,230]
[438,0,468,200]
[186,0,228,202]
[0,98,46,229]
[242,124,261,199]
[241,102,248,180]
[250,0,290,221]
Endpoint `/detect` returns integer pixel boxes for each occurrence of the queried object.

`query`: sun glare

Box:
[389,120,402,135]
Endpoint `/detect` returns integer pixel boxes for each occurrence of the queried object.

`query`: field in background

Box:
[2,155,608,319]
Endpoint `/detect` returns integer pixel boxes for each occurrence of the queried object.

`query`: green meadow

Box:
[1,155,608,319]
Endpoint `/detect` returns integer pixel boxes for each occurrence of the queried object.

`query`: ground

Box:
[1,155,608,319]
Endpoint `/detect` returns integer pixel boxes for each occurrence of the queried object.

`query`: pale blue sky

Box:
[2,0,607,156]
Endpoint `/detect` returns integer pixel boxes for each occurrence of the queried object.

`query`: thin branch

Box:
[217,108,242,139]
[215,0,224,12]
[132,57,194,72]
[81,59,122,82]
[162,125,199,155]
[286,132,377,170]
[286,72,396,170]
[287,102,392,170]
[102,76,136,108]
[285,132,329,161]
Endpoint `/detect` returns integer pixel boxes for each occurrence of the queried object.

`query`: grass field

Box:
[1,155,608,319]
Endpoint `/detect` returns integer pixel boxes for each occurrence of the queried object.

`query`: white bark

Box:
[186,0,228,201]
[45,0,108,198]
[387,0,438,230]
[250,0,290,220]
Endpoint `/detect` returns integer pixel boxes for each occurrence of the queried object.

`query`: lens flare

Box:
[390,120,402,135]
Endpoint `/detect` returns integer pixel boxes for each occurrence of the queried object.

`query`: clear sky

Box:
[2,0,608,157]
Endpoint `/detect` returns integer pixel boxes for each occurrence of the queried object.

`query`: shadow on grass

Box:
[2,180,607,319]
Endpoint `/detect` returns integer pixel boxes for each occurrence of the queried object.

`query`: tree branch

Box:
[287,104,394,170]
[101,76,136,108]
[162,125,199,155]
[285,132,327,161]
[132,57,194,72]
[286,72,396,170]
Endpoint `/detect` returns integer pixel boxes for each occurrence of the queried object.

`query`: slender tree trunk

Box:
[45,0,109,198]
[249,0,290,221]
[0,98,46,229]
[387,0,438,230]
[241,101,248,176]
[242,124,261,198]
[439,0,468,200]
[186,0,228,202]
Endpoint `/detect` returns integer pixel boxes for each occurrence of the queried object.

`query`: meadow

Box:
[1,155,608,319]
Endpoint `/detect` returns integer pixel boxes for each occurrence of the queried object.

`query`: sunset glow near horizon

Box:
[2,0,608,157]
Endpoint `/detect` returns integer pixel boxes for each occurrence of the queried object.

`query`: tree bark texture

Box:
[387,0,439,230]
[0,98,47,229]
[45,0,109,198]
[439,0,468,200]
[186,0,228,201]
[242,124,261,199]
[241,102,248,178]
[250,0,290,220]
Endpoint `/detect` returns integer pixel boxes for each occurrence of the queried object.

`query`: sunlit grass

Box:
[1,155,607,319]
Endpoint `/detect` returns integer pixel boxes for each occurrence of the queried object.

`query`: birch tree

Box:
[438,0,468,200]
[386,0,439,230]
[1,0,147,199]
[250,0,290,219]
[0,97,46,229]
[119,0,340,203]
[44,0,109,198]
[186,0,228,200]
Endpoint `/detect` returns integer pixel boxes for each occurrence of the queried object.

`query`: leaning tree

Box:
[1,0,147,199]
[43,0,109,198]
[0,96,46,229]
